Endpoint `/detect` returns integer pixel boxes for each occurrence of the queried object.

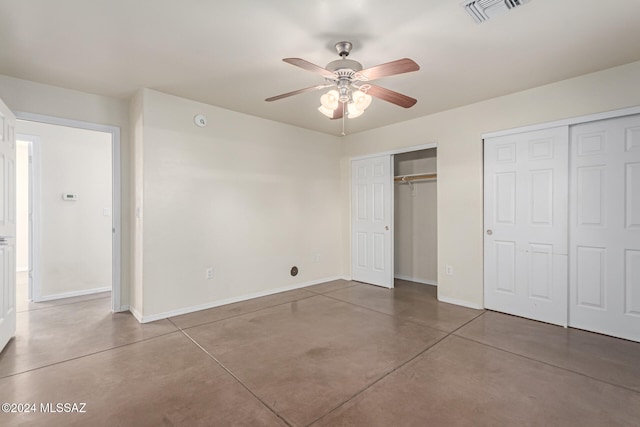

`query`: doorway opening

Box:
[393,148,438,288]
[350,142,438,290]
[15,139,31,307]
[15,113,122,312]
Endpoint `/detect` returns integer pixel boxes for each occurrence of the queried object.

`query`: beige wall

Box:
[342,60,640,308]
[4,59,640,317]
[16,120,112,299]
[133,89,342,320]
[0,75,130,307]
[394,150,437,284]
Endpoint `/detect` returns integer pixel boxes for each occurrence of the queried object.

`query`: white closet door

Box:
[570,114,640,342]
[484,127,569,325]
[351,155,393,288]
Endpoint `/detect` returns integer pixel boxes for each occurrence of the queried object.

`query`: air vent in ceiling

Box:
[462,0,531,24]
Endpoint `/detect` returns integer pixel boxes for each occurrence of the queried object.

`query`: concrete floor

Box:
[1,277,639,426]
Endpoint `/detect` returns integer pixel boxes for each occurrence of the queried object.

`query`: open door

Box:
[0,98,17,353]
[351,155,393,288]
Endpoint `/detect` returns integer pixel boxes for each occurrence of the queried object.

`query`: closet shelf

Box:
[394,173,437,183]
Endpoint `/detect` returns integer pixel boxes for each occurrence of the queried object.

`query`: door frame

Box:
[349,142,438,286]
[14,135,39,303]
[482,106,640,139]
[14,112,123,313]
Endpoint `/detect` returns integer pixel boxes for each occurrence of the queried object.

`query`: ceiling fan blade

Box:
[358,58,420,81]
[363,84,417,108]
[265,84,333,102]
[283,58,336,79]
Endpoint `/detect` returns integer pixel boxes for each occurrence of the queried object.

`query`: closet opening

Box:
[393,148,437,288]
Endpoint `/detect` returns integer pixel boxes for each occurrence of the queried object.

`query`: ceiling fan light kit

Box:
[266,41,420,125]
[318,88,372,119]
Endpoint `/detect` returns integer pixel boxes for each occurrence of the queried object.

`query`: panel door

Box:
[0,98,17,354]
[484,127,569,325]
[569,114,640,342]
[351,155,393,288]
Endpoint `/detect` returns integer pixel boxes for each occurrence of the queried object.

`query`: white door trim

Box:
[350,142,438,161]
[14,111,123,313]
[482,106,640,139]
[14,135,41,303]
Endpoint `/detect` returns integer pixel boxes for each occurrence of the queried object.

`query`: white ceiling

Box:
[1,0,639,136]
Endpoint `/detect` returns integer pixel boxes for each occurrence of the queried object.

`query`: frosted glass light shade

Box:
[352,90,372,111]
[346,90,372,119]
[347,103,364,118]
[318,105,335,118]
[320,90,339,110]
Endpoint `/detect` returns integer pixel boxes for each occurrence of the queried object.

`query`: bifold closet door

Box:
[484,127,569,326]
[570,114,640,342]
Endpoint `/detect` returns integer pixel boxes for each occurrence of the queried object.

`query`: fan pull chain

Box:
[341,102,346,136]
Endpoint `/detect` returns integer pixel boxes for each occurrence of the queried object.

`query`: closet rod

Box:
[394,173,437,183]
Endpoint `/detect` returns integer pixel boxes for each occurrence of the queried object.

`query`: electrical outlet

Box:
[446,265,453,276]
[206,268,214,279]
[312,254,321,263]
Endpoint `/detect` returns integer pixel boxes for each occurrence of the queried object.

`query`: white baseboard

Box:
[129,305,143,323]
[394,275,437,286]
[133,276,343,324]
[437,295,483,310]
[37,286,111,302]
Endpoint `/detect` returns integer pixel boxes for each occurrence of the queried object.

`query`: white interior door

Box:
[351,155,393,288]
[569,114,640,342]
[484,127,569,325]
[0,98,17,353]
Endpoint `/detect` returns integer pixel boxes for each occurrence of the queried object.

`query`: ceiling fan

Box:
[265,41,420,120]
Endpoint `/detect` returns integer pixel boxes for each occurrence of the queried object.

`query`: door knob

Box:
[486,229,493,235]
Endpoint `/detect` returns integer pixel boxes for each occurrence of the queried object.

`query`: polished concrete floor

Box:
[1,277,640,426]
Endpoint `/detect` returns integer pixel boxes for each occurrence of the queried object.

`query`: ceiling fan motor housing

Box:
[326,41,364,92]
[325,59,363,74]
[325,53,364,103]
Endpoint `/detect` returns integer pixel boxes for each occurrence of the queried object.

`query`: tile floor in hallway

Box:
[1,277,640,426]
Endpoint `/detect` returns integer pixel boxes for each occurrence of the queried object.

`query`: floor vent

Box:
[462,0,531,24]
